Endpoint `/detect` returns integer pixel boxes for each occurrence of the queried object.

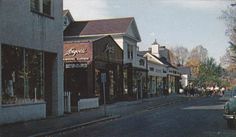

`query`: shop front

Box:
[0,44,59,124]
[123,64,147,99]
[64,36,123,111]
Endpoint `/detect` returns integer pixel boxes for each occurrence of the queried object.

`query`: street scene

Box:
[54,96,234,137]
[1,0,236,137]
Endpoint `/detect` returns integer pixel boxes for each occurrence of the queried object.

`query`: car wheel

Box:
[227,120,235,129]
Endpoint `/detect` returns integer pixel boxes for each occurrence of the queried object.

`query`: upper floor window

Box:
[31,0,51,16]
[150,67,154,71]
[139,59,145,66]
[127,44,133,59]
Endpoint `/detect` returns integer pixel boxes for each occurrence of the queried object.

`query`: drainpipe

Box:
[145,56,148,99]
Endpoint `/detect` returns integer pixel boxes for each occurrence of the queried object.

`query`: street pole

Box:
[103,81,106,116]
[101,73,107,116]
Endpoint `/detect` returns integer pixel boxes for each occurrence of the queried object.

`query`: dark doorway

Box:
[44,52,56,116]
[64,68,88,112]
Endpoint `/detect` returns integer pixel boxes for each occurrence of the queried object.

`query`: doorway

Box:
[44,52,56,116]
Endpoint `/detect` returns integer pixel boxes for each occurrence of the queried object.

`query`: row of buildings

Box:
[63,10,183,106]
[0,1,190,125]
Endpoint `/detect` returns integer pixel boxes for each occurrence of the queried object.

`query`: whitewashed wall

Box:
[0,0,64,125]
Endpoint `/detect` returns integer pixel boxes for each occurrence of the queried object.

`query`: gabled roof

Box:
[159,57,176,69]
[64,17,141,41]
[63,10,69,16]
[141,51,165,65]
[63,10,74,21]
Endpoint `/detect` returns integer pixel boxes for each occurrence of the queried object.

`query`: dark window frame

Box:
[30,0,54,19]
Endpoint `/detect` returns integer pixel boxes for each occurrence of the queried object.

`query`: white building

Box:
[0,0,64,125]
[178,66,192,88]
[142,40,181,95]
[140,40,167,96]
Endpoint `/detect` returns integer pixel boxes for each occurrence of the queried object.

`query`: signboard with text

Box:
[101,73,106,83]
[65,63,87,68]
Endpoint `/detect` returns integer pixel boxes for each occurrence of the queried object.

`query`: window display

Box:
[2,45,44,104]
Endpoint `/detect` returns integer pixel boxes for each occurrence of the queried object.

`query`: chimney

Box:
[151,39,160,57]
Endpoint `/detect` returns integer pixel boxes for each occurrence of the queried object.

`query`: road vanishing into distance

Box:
[53,97,236,137]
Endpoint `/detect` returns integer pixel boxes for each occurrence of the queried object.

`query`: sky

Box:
[64,0,232,62]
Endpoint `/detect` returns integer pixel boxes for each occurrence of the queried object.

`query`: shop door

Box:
[44,52,55,116]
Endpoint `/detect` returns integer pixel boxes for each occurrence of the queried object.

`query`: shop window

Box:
[123,70,128,94]
[2,45,44,105]
[95,69,101,97]
[31,0,52,16]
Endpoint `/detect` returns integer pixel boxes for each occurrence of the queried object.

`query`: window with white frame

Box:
[31,0,52,16]
[127,44,133,59]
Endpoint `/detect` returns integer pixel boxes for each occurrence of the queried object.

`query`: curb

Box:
[29,115,121,137]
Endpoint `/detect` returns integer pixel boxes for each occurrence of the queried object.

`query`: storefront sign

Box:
[65,63,87,68]
[64,57,90,62]
[64,48,87,57]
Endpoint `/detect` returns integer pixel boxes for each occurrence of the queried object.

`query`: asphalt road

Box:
[53,97,236,137]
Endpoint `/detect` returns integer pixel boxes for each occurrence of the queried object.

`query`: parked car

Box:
[222,90,235,101]
[223,90,236,128]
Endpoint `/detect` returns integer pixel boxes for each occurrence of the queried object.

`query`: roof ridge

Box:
[75,17,134,22]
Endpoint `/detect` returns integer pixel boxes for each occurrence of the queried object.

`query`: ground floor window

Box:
[123,69,128,94]
[168,75,176,93]
[2,44,44,104]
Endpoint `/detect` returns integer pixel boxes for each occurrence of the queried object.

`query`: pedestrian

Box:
[77,92,81,101]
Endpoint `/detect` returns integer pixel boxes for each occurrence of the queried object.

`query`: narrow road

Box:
[54,97,236,137]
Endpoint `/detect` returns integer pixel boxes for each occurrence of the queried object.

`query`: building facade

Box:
[0,0,64,125]
[64,13,147,99]
[144,53,167,96]
[64,36,123,108]
[142,40,181,96]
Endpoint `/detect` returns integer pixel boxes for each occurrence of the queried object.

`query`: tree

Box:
[189,45,208,63]
[170,46,189,66]
[221,4,236,63]
[197,57,224,87]
[186,45,208,77]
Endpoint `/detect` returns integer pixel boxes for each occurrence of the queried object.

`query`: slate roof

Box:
[64,17,134,37]
[159,56,176,68]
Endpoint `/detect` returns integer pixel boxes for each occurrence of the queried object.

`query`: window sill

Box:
[31,10,54,19]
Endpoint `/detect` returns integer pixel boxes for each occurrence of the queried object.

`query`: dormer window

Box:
[31,0,52,16]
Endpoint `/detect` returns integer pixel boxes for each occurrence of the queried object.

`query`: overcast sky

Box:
[64,0,232,62]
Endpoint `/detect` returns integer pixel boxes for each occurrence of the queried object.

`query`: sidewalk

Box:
[0,94,193,137]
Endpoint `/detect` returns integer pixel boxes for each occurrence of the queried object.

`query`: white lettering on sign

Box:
[104,43,114,54]
[64,48,87,56]
[77,58,90,61]
[65,63,87,68]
